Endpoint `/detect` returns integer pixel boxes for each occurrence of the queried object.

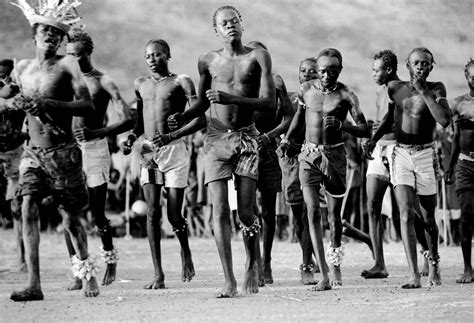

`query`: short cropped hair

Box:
[212,5,242,31]
[300,57,318,68]
[68,29,94,55]
[373,50,398,73]
[316,48,343,67]
[145,39,171,60]
[464,58,474,76]
[247,41,267,50]
[407,47,436,64]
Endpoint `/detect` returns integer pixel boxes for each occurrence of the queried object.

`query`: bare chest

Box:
[209,57,260,86]
[457,98,474,121]
[21,64,71,97]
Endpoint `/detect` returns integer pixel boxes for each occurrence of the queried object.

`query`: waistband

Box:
[302,141,344,152]
[460,151,474,162]
[396,142,434,151]
[376,140,396,147]
[79,137,108,147]
[208,122,258,135]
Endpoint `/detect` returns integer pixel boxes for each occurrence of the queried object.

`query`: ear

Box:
[386,67,393,75]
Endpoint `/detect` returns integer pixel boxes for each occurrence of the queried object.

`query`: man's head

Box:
[372,50,398,85]
[299,57,318,84]
[0,59,14,80]
[32,23,65,52]
[144,39,171,74]
[66,29,94,66]
[406,47,435,80]
[212,5,243,43]
[464,58,474,90]
[316,48,343,88]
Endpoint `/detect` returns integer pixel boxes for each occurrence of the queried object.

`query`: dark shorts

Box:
[279,154,303,205]
[455,158,474,195]
[298,142,347,197]
[18,143,88,211]
[257,142,282,193]
[204,124,259,185]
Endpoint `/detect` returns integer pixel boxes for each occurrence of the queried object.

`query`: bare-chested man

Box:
[247,40,293,285]
[122,39,203,289]
[64,28,133,287]
[366,47,450,288]
[279,48,369,291]
[446,58,474,284]
[7,0,99,301]
[168,6,275,297]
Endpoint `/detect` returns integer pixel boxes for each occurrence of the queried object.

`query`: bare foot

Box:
[216,281,238,298]
[420,258,429,276]
[428,264,441,286]
[144,275,166,289]
[401,276,421,289]
[330,266,342,286]
[311,278,332,291]
[67,277,83,290]
[361,266,389,279]
[83,277,100,297]
[10,287,44,302]
[263,262,273,284]
[455,269,473,284]
[181,251,195,282]
[300,269,318,285]
[242,265,259,294]
[101,263,117,286]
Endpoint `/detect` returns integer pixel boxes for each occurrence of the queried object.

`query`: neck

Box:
[80,60,93,75]
[468,88,474,98]
[36,47,57,63]
[152,68,171,78]
[223,39,245,57]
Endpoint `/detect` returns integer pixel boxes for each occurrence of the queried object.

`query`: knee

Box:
[367,198,382,216]
[21,195,39,222]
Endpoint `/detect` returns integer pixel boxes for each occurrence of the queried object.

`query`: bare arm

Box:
[416,80,451,127]
[266,75,294,139]
[342,90,370,138]
[446,101,460,183]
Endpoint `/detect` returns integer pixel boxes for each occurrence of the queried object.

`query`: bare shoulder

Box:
[134,76,148,88]
[387,80,405,95]
[175,73,193,85]
[273,74,284,89]
[14,59,33,75]
[428,81,446,92]
[199,50,218,64]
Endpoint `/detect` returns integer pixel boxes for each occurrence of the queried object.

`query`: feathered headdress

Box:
[11,0,82,34]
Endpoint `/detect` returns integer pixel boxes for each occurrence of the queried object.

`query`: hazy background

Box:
[1,0,472,119]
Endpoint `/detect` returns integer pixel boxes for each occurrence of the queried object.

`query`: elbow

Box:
[440,117,450,128]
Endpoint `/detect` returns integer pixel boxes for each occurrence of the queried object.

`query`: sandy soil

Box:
[1,229,473,322]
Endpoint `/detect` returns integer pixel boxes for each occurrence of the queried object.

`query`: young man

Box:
[168,5,275,297]
[279,57,320,285]
[65,28,134,287]
[279,48,369,291]
[122,39,203,289]
[445,58,474,284]
[366,47,450,288]
[247,40,293,285]
[8,0,99,301]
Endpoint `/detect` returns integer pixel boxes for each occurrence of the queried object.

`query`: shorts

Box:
[80,138,111,187]
[204,123,259,185]
[279,155,303,205]
[0,145,23,200]
[455,156,474,195]
[140,138,190,188]
[18,143,88,211]
[298,142,347,197]
[389,143,438,196]
[366,140,395,181]
[257,142,282,193]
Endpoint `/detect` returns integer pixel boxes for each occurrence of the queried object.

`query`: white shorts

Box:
[366,140,395,181]
[389,143,439,195]
[140,139,190,188]
[80,138,111,187]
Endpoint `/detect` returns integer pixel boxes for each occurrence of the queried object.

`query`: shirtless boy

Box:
[168,5,275,297]
[65,28,133,287]
[280,48,369,290]
[446,58,474,284]
[367,47,450,288]
[8,0,99,301]
[123,39,203,289]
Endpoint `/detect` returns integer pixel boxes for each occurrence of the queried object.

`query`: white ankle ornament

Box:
[71,255,99,281]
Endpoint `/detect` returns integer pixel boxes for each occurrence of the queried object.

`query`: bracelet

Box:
[263,133,270,142]
[337,121,343,130]
[281,138,289,145]
[128,133,137,141]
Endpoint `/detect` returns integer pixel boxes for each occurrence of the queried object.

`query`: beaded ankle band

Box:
[421,250,440,266]
[96,221,111,236]
[71,255,99,281]
[300,263,315,273]
[239,217,261,237]
[327,245,344,267]
[172,220,188,233]
[100,248,119,265]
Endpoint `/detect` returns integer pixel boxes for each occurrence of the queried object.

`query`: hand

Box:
[324,116,342,130]
[256,133,270,149]
[444,170,454,185]
[73,126,97,142]
[412,73,428,93]
[371,121,380,133]
[276,141,289,158]
[206,89,232,105]
[121,134,136,155]
[167,113,185,131]
[25,98,50,116]
[153,133,172,148]
[363,139,376,160]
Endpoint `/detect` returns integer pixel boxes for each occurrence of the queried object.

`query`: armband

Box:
[127,133,137,141]
[281,138,290,145]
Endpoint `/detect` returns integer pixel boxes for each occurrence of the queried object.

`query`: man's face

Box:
[34,24,63,52]
[466,65,474,90]
[215,9,243,43]
[66,41,89,67]
[407,51,433,80]
[299,60,318,84]
[317,56,341,88]
[372,59,390,86]
[144,43,169,74]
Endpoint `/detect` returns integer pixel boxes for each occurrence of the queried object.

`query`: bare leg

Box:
[261,191,276,284]
[11,198,26,273]
[166,187,195,282]
[64,230,83,290]
[326,195,343,286]
[302,185,331,292]
[292,204,317,285]
[362,176,389,278]
[413,200,430,276]
[456,191,473,283]
[394,186,421,289]
[143,184,166,289]
[10,195,44,301]
[208,181,237,298]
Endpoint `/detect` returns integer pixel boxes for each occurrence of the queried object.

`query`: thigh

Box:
[235,175,257,214]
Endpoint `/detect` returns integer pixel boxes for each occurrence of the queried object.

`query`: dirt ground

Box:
[1,229,473,322]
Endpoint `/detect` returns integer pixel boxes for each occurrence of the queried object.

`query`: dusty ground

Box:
[1,229,473,322]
